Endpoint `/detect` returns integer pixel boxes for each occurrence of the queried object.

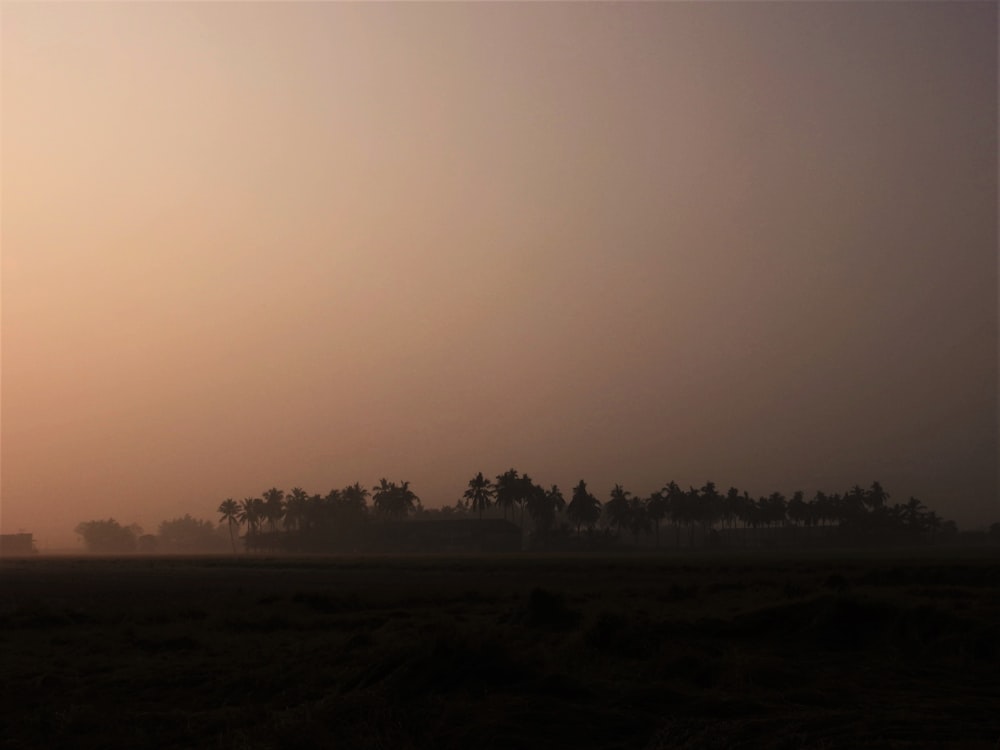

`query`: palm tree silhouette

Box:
[646,490,667,547]
[567,480,601,536]
[262,488,285,533]
[217,498,240,554]
[762,492,787,530]
[237,496,261,551]
[679,486,701,547]
[494,469,520,522]
[865,481,890,512]
[734,490,755,546]
[341,483,370,516]
[627,495,650,544]
[527,483,564,536]
[515,473,540,528]
[372,478,396,518]
[605,484,632,538]
[723,487,742,530]
[463,472,495,520]
[397,480,420,516]
[787,491,807,528]
[372,479,419,519]
[662,481,685,547]
[844,485,867,522]
[901,496,927,531]
[699,481,722,535]
[284,487,310,532]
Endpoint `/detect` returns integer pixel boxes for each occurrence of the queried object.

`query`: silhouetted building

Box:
[0,533,37,555]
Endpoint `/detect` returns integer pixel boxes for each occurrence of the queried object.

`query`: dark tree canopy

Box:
[157,514,227,553]
[75,519,141,554]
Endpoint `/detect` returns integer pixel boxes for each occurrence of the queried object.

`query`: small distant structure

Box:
[0,533,38,556]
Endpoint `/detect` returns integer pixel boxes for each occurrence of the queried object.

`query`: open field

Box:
[2,552,999,749]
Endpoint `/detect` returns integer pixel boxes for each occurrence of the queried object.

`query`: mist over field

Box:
[1,2,996,549]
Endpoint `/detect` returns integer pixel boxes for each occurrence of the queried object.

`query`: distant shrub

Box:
[74,519,140,554]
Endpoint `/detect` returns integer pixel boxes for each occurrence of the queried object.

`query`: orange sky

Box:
[2,2,996,549]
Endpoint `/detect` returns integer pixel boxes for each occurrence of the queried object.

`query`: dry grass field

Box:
[2,552,998,749]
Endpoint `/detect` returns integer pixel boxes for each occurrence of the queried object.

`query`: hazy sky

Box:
[2,2,996,549]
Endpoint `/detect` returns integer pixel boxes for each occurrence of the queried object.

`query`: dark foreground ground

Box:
[1,552,998,749]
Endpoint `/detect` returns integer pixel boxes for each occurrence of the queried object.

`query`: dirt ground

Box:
[2,552,998,749]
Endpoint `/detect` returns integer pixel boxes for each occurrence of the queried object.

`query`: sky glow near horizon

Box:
[1,2,997,548]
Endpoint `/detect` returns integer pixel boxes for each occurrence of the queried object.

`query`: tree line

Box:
[458,473,957,548]
[75,472,968,554]
[208,473,960,553]
[74,515,230,554]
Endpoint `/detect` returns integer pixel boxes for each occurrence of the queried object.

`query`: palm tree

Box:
[736,490,754,528]
[546,484,566,515]
[605,484,632,538]
[527,483,563,537]
[341,483,370,516]
[699,481,722,534]
[397,480,420,517]
[741,495,764,546]
[662,481,686,548]
[843,485,867,524]
[262,488,285,533]
[825,491,846,527]
[680,486,701,547]
[923,510,943,539]
[566,480,601,536]
[463,472,495,520]
[901,496,927,531]
[372,479,419,519]
[864,481,890,512]
[810,490,829,527]
[304,493,325,534]
[723,487,742,530]
[787,491,807,527]
[515,473,539,528]
[284,487,310,532]
[735,490,756,546]
[494,469,520,522]
[372,478,396,518]
[646,490,667,547]
[217,498,239,554]
[237,496,262,551]
[628,496,651,544]
[762,492,787,532]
